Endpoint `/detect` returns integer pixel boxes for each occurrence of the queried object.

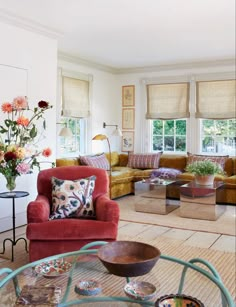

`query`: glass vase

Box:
[5,175,17,195]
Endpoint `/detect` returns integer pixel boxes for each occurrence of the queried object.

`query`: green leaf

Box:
[29,126,37,138]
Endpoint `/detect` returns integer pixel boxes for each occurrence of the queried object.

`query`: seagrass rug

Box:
[117,195,236,236]
[0,234,235,306]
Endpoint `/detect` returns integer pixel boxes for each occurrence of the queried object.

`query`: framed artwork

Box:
[122,85,135,107]
[122,131,134,152]
[122,108,135,130]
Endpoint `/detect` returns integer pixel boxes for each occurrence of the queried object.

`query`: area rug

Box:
[0,234,235,306]
[117,195,236,236]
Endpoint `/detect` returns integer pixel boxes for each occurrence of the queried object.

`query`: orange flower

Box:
[1,102,13,113]
[16,116,29,127]
[15,147,26,159]
[42,147,52,157]
[13,96,28,110]
[0,151,4,162]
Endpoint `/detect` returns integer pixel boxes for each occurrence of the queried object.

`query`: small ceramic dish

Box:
[34,259,72,277]
[75,279,102,296]
[124,281,157,301]
[155,294,204,307]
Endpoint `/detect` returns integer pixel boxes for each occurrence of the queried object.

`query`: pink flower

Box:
[16,162,31,174]
[42,147,52,157]
[13,96,28,110]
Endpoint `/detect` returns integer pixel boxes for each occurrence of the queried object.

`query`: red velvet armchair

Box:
[26,166,120,261]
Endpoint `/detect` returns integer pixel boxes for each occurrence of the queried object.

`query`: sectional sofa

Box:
[56,152,236,205]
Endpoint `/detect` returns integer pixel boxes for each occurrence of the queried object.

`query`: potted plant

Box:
[186,159,224,186]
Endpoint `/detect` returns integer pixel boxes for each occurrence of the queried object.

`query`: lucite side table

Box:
[0,191,29,261]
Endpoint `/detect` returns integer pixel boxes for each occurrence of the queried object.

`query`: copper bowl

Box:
[97,241,161,277]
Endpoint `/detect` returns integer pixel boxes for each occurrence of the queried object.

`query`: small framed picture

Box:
[122,108,135,130]
[122,85,135,107]
[122,131,134,152]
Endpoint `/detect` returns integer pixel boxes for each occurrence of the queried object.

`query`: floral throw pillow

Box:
[49,176,96,220]
[151,167,182,179]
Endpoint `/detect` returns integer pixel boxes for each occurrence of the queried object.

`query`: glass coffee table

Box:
[0,241,234,306]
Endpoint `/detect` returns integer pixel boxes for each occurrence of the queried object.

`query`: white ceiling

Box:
[0,0,235,71]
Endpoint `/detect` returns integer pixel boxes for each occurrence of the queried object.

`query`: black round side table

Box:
[0,191,29,262]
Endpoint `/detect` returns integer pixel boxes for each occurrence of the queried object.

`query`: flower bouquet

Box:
[0,96,54,193]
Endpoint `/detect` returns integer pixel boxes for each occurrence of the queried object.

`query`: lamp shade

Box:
[59,127,73,137]
[112,127,122,137]
[92,134,108,141]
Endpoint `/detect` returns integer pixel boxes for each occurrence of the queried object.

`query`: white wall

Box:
[0,22,57,231]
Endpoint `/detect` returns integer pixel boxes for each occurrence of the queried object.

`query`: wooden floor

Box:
[0,219,235,254]
[118,220,236,253]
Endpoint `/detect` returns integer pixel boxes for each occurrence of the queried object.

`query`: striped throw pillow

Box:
[127,152,162,169]
[80,153,110,170]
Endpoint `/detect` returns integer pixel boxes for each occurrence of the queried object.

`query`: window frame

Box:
[151,119,187,153]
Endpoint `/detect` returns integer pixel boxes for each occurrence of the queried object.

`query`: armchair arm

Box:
[27,195,51,223]
[95,195,120,223]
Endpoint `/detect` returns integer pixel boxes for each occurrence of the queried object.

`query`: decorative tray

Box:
[34,259,72,277]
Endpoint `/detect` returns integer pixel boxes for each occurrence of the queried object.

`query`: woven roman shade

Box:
[146,82,190,119]
[196,79,236,119]
[62,76,90,118]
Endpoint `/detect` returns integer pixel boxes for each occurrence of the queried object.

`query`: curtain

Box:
[196,79,236,119]
[62,76,90,118]
[146,82,190,119]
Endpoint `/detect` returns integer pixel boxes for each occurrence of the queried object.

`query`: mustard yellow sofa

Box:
[56,152,236,205]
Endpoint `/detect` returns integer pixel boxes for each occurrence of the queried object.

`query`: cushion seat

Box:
[27,219,117,240]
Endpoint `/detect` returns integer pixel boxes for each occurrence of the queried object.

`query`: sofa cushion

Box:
[80,153,109,170]
[132,169,154,181]
[111,167,134,184]
[186,152,229,170]
[119,154,129,166]
[105,151,120,167]
[159,154,187,171]
[56,157,80,167]
[151,167,183,179]
[127,152,162,169]
[50,176,96,220]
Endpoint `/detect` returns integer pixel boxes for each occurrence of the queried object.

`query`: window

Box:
[57,69,92,157]
[58,117,85,156]
[147,75,235,156]
[152,119,187,152]
[201,119,236,155]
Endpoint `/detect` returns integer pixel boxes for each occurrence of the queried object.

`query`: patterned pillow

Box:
[151,167,182,179]
[49,176,96,220]
[127,152,162,169]
[186,152,229,170]
[80,153,109,170]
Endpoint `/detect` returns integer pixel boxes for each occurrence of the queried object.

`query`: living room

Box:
[0,1,235,305]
